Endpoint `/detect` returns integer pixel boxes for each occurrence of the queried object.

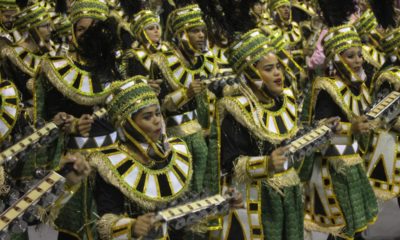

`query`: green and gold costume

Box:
[90,78,193,240]
[305,25,378,238]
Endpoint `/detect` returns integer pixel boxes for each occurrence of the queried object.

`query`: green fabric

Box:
[12,73,65,180]
[69,0,109,24]
[296,153,316,182]
[181,131,208,193]
[195,92,210,130]
[261,184,304,240]
[10,231,28,240]
[330,163,378,237]
[55,178,97,240]
[205,121,220,195]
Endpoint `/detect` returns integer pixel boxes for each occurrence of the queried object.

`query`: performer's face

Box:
[256,53,284,96]
[340,47,363,74]
[277,5,291,21]
[144,23,161,44]
[132,105,162,142]
[252,2,263,16]
[187,26,207,51]
[0,9,16,30]
[74,17,95,41]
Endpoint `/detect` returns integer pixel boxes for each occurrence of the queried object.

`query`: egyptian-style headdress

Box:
[165,2,208,55]
[130,9,162,52]
[268,0,291,25]
[106,77,171,162]
[13,2,51,33]
[0,0,19,10]
[318,0,365,83]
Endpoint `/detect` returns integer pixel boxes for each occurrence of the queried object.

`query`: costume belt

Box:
[67,131,117,151]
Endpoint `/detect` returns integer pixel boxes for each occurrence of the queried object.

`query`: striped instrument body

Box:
[366,91,400,123]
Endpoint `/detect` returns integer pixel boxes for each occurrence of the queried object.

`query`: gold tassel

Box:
[264,168,300,196]
[0,166,9,195]
[304,220,347,238]
[373,188,398,201]
[328,155,363,173]
[233,156,251,184]
[97,214,120,240]
[37,206,49,223]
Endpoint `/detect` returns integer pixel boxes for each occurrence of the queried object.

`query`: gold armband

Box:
[98,214,136,240]
[234,156,270,183]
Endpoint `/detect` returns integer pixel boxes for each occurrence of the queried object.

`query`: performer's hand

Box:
[351,115,370,134]
[224,188,244,209]
[132,213,155,238]
[77,114,94,137]
[148,79,162,95]
[269,146,289,173]
[187,80,204,98]
[319,116,341,133]
[60,152,91,185]
[53,112,75,131]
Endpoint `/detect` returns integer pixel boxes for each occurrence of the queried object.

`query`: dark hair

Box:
[76,17,120,72]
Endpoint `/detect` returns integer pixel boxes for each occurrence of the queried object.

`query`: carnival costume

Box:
[361,26,400,201]
[216,29,304,240]
[1,2,52,103]
[0,0,23,47]
[268,0,305,67]
[34,1,120,238]
[121,10,170,78]
[90,77,193,240]
[354,9,386,87]
[151,4,218,193]
[305,25,378,238]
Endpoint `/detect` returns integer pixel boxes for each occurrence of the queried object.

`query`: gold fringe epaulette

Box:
[1,45,41,77]
[218,87,298,144]
[311,77,371,122]
[152,49,218,90]
[41,56,122,106]
[89,139,192,211]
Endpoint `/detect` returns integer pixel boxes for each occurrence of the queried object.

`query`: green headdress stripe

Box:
[53,15,72,36]
[14,3,50,32]
[381,28,400,54]
[323,25,361,59]
[0,0,18,10]
[106,76,158,125]
[228,29,274,73]
[169,4,205,35]
[70,0,109,24]
[130,10,159,38]
[355,9,378,36]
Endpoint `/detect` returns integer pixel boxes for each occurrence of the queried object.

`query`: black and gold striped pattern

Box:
[91,138,192,209]
[0,80,20,142]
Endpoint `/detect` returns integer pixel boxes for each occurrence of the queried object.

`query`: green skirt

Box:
[261,184,304,240]
[330,163,378,237]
